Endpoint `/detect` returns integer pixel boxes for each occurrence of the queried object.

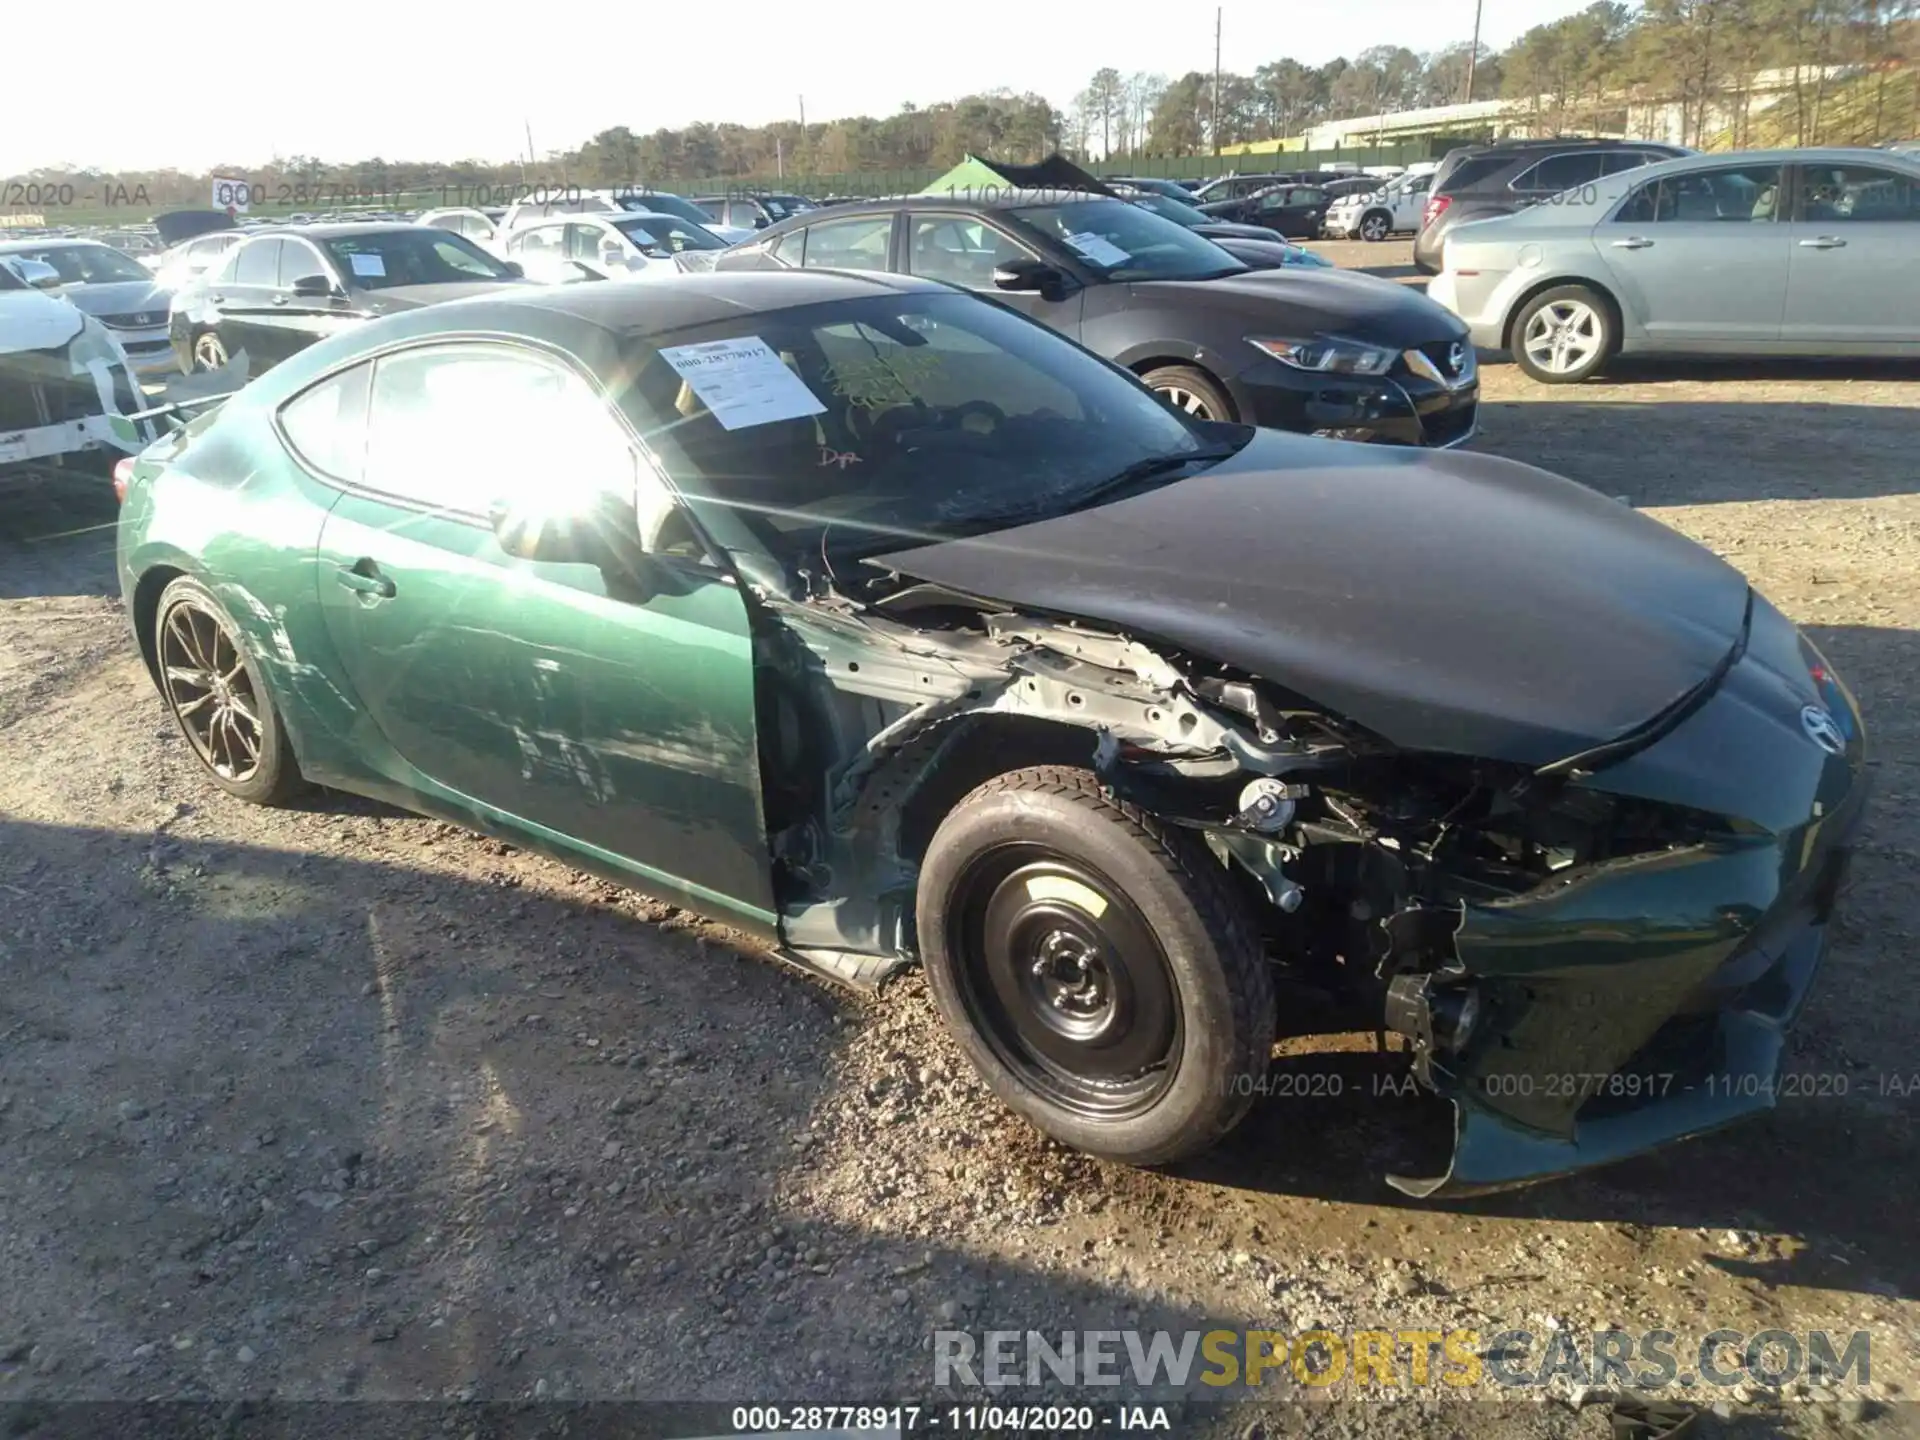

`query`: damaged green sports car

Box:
[115,272,1869,1196]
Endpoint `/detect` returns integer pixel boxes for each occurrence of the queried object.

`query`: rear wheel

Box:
[154,576,306,806]
[1359,209,1392,242]
[1141,365,1234,423]
[1511,285,1615,384]
[917,766,1275,1165]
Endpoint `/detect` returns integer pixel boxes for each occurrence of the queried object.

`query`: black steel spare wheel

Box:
[918,765,1275,1165]
[953,845,1181,1117]
[154,576,306,806]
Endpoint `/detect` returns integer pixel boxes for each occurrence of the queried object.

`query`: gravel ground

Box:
[1,246,1917,1438]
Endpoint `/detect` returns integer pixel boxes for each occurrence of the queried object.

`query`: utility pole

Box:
[797,96,807,182]
[524,119,536,171]
[1465,0,1485,103]
[1212,7,1223,155]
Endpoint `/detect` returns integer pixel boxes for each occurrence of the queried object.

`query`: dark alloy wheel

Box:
[946,844,1182,1119]
[153,576,306,805]
[918,766,1275,1165]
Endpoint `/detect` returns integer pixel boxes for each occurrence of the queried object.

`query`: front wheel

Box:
[1359,210,1392,242]
[1141,364,1233,423]
[1511,285,1615,383]
[917,766,1275,1165]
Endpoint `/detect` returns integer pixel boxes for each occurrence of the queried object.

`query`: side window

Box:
[278,241,328,287]
[1602,150,1659,175]
[907,216,1027,288]
[362,346,640,520]
[798,214,892,272]
[462,216,496,242]
[564,224,602,262]
[233,238,282,285]
[1644,165,1783,223]
[1512,152,1608,194]
[694,199,724,221]
[765,229,803,266]
[277,362,372,483]
[1796,164,1920,222]
[510,223,564,258]
[726,200,762,229]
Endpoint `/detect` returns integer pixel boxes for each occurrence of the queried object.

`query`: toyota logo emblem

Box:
[1447,342,1466,375]
[1800,705,1846,756]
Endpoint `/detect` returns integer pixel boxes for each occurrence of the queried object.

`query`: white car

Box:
[1323,173,1433,243]
[498,188,752,245]
[0,238,178,378]
[416,207,504,256]
[500,211,730,284]
[0,257,153,476]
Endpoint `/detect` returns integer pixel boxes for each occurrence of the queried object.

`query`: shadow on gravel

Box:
[1473,397,1920,505]
[0,476,120,601]
[0,817,1232,1406]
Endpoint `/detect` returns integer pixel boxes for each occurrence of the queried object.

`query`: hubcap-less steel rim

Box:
[1522,300,1602,375]
[160,601,263,783]
[1158,385,1213,420]
[194,334,227,371]
[947,844,1182,1119]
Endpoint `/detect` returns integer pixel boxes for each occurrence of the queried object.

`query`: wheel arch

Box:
[1122,354,1241,422]
[1501,274,1625,355]
[892,714,1101,868]
[131,561,191,686]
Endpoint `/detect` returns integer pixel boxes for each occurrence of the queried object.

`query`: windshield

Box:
[620,291,1234,564]
[1009,198,1246,282]
[613,192,719,228]
[2,243,151,285]
[612,216,727,254]
[1129,193,1210,229]
[320,229,513,288]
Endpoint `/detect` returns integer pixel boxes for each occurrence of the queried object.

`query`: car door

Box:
[1782,161,1920,349]
[901,211,1085,341]
[308,340,776,921]
[211,237,284,369]
[505,220,577,284]
[1595,162,1789,346]
[274,238,362,358]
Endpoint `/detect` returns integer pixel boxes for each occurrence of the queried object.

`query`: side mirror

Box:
[290,274,335,298]
[753,215,769,229]
[992,258,1067,300]
[17,259,62,290]
[501,259,525,278]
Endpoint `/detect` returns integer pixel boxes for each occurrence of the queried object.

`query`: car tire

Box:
[153,576,307,807]
[191,330,229,373]
[917,765,1275,1166]
[1142,365,1234,422]
[1510,284,1615,384]
[1359,210,1392,242]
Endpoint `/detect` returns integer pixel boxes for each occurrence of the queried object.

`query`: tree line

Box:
[9,0,1915,209]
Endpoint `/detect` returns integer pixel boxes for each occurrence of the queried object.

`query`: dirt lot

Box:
[2,243,1917,1438]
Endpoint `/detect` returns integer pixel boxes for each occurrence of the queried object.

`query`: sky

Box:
[7,0,1600,176]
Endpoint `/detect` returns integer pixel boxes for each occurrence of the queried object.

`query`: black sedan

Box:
[117,271,1868,1194]
[1199,183,1334,239]
[168,223,529,378]
[713,189,1477,447]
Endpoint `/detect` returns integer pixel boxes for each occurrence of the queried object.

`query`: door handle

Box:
[209,294,225,303]
[1798,236,1847,249]
[272,296,288,306]
[1611,236,1655,249]
[335,562,396,599]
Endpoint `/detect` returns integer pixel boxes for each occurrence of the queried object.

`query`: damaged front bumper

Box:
[1390,748,1869,1198]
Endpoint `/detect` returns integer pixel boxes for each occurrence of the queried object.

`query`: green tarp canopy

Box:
[917,154,1113,197]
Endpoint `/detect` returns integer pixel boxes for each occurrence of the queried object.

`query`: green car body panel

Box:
[117,278,1870,1196]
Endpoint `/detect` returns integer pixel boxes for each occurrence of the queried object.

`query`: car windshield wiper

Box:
[1056,446,1241,513]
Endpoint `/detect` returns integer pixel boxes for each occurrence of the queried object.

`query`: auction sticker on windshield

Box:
[1063,232,1131,267]
[348,252,386,278]
[659,336,827,431]
[0,432,28,465]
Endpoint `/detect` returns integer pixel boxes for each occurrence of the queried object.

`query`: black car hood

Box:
[1190,219,1283,240]
[1130,268,1466,342]
[865,432,1750,765]
[152,210,236,246]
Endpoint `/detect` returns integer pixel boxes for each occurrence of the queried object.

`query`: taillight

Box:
[1422,194,1452,229]
[112,456,135,504]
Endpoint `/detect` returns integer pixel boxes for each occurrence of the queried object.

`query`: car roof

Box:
[451,268,946,336]
[0,237,105,251]
[247,222,427,240]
